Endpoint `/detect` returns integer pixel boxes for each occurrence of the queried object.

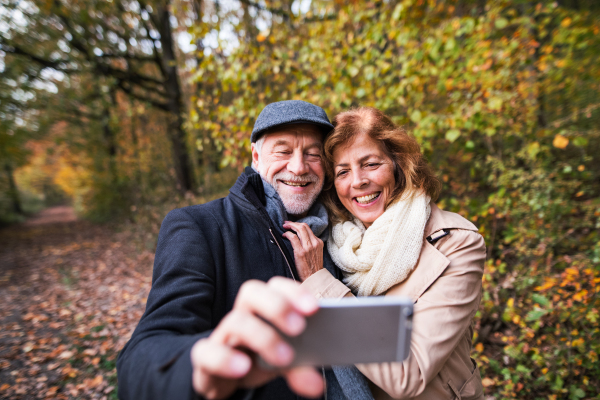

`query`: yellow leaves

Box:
[542,368,548,374]
[571,338,585,347]
[535,278,556,291]
[553,134,569,149]
[537,62,548,72]
[475,343,484,352]
[256,31,269,42]
[561,17,572,28]
[488,97,503,110]
[556,60,566,68]
[482,377,495,387]
[512,315,521,324]
[572,289,588,302]
[507,298,514,308]
[565,267,579,277]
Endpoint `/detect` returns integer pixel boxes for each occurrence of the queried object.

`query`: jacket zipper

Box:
[269,228,296,282]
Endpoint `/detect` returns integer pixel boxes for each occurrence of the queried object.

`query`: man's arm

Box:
[117,207,218,400]
[117,208,325,400]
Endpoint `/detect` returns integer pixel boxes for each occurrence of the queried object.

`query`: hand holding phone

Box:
[262,296,413,367]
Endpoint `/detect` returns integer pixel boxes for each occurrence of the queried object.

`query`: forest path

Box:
[0,207,153,399]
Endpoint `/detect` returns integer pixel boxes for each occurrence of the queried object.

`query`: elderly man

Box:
[117,101,350,400]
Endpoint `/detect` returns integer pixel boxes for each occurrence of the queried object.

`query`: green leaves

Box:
[445,129,460,142]
[186,5,600,397]
[531,294,550,307]
[495,18,509,29]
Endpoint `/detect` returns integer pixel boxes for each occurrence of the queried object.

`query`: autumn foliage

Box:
[1,0,599,399]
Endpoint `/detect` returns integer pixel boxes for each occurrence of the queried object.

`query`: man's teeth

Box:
[355,193,380,204]
[283,181,309,187]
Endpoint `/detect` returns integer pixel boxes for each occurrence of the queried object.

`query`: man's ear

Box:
[251,143,260,170]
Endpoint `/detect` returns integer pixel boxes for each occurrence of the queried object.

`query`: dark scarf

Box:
[262,178,329,240]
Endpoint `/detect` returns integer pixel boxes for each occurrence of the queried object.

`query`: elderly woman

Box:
[283,107,486,400]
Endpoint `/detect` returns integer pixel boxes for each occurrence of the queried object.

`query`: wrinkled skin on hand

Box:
[282,221,324,282]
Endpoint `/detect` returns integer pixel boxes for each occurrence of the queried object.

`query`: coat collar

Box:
[425,203,479,237]
[387,203,479,302]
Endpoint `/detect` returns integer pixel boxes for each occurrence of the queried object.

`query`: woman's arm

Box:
[301,229,485,399]
[357,230,485,398]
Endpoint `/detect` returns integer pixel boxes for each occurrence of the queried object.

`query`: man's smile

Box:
[280,180,311,187]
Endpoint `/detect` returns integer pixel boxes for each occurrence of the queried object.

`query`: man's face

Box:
[252,124,325,217]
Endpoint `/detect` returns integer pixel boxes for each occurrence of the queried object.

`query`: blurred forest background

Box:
[1,0,599,399]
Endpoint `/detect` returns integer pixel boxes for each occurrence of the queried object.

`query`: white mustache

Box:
[272,172,319,184]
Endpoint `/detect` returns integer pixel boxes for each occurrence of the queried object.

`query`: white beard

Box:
[270,172,323,215]
[257,162,323,216]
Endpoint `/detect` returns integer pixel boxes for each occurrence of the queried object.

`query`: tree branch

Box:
[239,0,291,19]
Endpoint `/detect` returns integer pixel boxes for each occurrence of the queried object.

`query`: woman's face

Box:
[332,133,396,228]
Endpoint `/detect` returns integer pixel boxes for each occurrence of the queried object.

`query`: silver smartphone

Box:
[265,296,413,367]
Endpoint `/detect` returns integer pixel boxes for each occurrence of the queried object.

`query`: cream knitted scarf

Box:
[327,192,431,296]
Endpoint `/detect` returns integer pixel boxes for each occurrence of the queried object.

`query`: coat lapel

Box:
[387,241,450,302]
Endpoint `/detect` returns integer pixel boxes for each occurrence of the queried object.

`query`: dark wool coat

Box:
[117,168,341,400]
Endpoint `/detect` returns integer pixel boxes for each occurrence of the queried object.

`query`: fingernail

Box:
[276,342,294,364]
[286,311,306,335]
[229,354,251,375]
[297,294,318,314]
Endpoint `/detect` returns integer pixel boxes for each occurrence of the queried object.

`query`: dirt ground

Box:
[0,207,154,399]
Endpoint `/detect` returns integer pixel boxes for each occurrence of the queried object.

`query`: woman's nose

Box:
[287,151,309,176]
[351,172,369,188]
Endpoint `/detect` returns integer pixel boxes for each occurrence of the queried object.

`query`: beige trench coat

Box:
[302,203,486,400]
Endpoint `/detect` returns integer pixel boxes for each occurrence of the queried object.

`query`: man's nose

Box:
[287,151,310,176]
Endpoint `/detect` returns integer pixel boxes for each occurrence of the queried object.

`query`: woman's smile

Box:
[354,192,381,205]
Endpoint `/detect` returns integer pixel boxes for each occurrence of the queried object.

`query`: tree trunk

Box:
[5,162,23,215]
[157,3,195,193]
[102,98,118,183]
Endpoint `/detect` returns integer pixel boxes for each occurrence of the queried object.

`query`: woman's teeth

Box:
[283,181,309,187]
[355,193,380,204]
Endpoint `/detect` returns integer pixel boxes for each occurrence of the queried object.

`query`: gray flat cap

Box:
[251,100,334,142]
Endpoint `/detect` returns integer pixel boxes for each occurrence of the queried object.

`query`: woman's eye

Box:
[336,170,348,178]
[366,163,380,168]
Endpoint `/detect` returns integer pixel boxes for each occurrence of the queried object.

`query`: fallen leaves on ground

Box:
[0,207,153,399]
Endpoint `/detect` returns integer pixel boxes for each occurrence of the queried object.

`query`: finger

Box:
[294,223,321,249]
[215,311,295,367]
[282,231,304,254]
[284,222,312,246]
[191,338,252,379]
[234,280,308,336]
[284,367,325,398]
[191,340,251,398]
[267,277,319,315]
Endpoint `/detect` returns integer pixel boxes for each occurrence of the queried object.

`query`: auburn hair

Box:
[321,107,441,223]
